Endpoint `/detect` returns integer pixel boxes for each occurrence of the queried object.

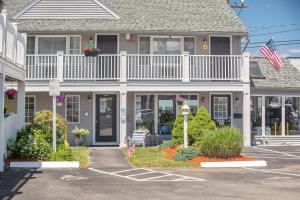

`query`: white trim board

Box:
[10,161,80,168]
[13,0,120,19]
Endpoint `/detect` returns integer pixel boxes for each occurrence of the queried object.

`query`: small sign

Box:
[49,79,60,96]
[203,44,208,50]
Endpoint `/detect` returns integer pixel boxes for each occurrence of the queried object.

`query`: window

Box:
[65,95,80,123]
[27,36,35,54]
[25,96,35,123]
[213,97,228,119]
[38,37,66,54]
[69,36,81,54]
[184,37,195,55]
[135,95,155,133]
[139,36,150,54]
[153,38,181,55]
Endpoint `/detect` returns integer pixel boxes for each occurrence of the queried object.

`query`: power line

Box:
[247,42,300,49]
[245,39,300,45]
[249,28,300,37]
[249,23,298,32]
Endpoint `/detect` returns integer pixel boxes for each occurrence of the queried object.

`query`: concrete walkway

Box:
[89,148,132,171]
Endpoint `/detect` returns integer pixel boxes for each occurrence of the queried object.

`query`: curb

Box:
[10,161,80,168]
[200,160,267,168]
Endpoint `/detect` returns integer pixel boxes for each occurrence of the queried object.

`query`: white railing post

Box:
[21,33,27,67]
[0,10,7,58]
[11,22,18,63]
[182,52,190,82]
[57,51,64,82]
[242,52,250,82]
[120,51,127,82]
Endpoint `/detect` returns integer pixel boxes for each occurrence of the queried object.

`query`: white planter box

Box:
[200,160,267,168]
[10,161,80,168]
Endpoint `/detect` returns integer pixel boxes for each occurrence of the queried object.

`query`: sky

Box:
[232,0,300,57]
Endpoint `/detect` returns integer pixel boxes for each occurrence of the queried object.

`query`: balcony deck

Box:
[25,52,248,83]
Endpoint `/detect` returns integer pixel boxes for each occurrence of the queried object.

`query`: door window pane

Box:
[158,95,176,138]
[213,97,228,119]
[99,97,113,136]
[139,36,150,54]
[69,36,81,54]
[285,97,300,136]
[27,36,35,55]
[135,95,154,133]
[38,37,66,54]
[153,38,181,55]
[251,96,267,136]
[266,96,282,135]
[184,37,195,55]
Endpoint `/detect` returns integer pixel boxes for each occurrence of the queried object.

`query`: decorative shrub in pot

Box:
[83,48,101,57]
[72,127,90,146]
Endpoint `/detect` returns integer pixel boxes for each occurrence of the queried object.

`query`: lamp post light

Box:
[181,101,190,148]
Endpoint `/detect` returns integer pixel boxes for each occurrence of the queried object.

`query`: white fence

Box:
[0,10,26,67]
[25,52,247,82]
[4,114,23,157]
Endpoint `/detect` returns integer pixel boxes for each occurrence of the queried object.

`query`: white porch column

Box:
[243,88,251,147]
[281,96,286,136]
[119,85,127,147]
[182,52,190,82]
[242,52,250,82]
[120,51,127,83]
[0,73,5,172]
[262,96,266,137]
[17,81,25,126]
[57,51,64,82]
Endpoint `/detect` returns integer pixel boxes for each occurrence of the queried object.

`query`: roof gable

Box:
[13,0,119,19]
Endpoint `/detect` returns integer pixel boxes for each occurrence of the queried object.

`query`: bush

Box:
[31,110,67,145]
[173,147,200,161]
[159,140,174,150]
[200,127,243,158]
[188,106,216,145]
[172,110,193,145]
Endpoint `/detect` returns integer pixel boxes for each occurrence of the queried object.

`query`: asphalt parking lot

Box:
[1,146,300,200]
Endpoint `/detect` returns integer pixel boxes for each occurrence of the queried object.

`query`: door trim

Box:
[209,92,233,127]
[94,33,120,54]
[93,92,120,146]
[208,35,232,55]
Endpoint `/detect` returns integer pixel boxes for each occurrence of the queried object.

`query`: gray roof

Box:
[4,0,248,34]
[251,58,300,89]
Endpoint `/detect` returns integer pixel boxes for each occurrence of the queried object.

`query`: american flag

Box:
[260,39,284,70]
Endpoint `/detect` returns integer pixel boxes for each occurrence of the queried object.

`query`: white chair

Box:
[129,131,146,147]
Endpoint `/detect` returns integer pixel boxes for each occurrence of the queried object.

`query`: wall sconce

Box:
[88,95,92,103]
[235,97,240,103]
[125,33,131,40]
[202,38,208,50]
[201,97,206,102]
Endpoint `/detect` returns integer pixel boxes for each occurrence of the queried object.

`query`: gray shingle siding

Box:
[4,0,248,34]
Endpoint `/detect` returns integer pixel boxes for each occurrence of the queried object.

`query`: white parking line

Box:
[243,167,300,177]
[253,147,300,159]
[88,168,206,182]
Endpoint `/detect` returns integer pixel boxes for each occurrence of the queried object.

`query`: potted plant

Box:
[5,89,17,100]
[72,127,90,146]
[56,96,65,106]
[83,37,101,57]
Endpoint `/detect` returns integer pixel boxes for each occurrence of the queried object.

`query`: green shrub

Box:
[31,110,67,145]
[50,147,74,161]
[188,106,216,145]
[172,110,193,145]
[173,147,200,161]
[200,127,243,158]
[159,140,174,150]
[32,132,52,160]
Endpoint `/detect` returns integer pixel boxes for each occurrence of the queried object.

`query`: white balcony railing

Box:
[25,52,249,82]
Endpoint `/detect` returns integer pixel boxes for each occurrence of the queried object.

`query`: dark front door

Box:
[210,37,231,55]
[95,94,117,143]
[211,95,231,127]
[97,35,118,54]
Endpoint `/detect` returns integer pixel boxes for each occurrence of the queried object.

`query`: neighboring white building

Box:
[0,10,26,172]
[4,0,251,147]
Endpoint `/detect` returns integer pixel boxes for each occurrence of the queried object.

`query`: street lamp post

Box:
[181,101,190,148]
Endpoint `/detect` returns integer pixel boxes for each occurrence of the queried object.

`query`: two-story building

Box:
[4,0,251,147]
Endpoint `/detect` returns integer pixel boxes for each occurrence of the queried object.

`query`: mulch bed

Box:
[5,157,40,164]
[164,147,254,166]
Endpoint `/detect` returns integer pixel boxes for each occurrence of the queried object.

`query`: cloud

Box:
[289,48,300,54]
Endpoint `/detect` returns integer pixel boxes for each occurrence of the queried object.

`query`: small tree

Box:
[172,110,193,145]
[188,106,216,146]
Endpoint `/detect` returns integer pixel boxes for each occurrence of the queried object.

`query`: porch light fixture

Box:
[235,97,240,103]
[181,101,190,148]
[201,97,206,102]
[202,38,208,50]
[88,95,92,103]
[125,33,131,40]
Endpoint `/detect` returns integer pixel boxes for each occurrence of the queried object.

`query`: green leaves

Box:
[173,147,200,161]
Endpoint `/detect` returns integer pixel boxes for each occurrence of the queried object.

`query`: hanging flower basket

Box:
[56,96,65,106]
[5,89,17,100]
[83,48,101,57]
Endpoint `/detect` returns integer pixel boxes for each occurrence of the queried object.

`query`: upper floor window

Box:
[27,35,81,54]
[138,36,195,55]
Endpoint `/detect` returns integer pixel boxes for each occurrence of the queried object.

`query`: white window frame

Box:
[213,96,229,120]
[65,95,80,124]
[138,35,196,55]
[29,35,82,55]
[25,95,36,123]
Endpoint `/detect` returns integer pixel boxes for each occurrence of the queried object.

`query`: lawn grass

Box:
[70,147,89,168]
[127,147,194,168]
